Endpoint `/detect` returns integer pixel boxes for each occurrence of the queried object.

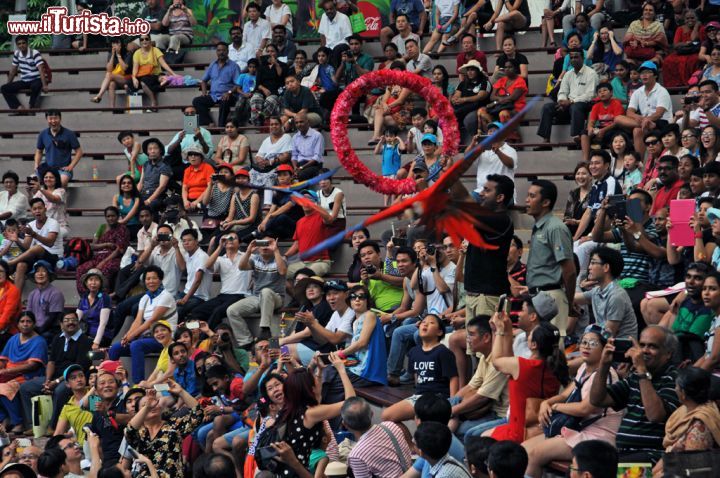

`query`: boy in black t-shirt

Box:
[382,314,458,422]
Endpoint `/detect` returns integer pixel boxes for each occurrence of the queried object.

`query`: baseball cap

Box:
[234,168,250,177]
[412,161,429,172]
[487,121,503,131]
[152,320,173,333]
[706,207,720,224]
[530,291,558,321]
[707,21,720,30]
[216,162,234,172]
[63,364,84,381]
[421,133,438,145]
[276,164,294,174]
[638,60,658,73]
[324,279,348,292]
[98,360,121,375]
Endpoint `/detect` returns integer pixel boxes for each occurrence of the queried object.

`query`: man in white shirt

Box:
[613,60,673,154]
[0,171,29,226]
[175,228,212,321]
[253,116,293,205]
[282,279,355,365]
[473,121,517,200]
[112,224,182,339]
[391,14,421,55]
[227,25,244,67]
[8,198,63,293]
[188,231,251,327]
[236,2,270,71]
[536,49,598,149]
[318,0,352,67]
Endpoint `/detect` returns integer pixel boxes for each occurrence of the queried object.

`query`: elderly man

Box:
[343,397,413,478]
[0,171,29,226]
[291,112,325,181]
[590,326,679,463]
[137,138,172,217]
[318,0,352,67]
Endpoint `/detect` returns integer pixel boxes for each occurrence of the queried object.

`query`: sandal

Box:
[368,138,380,146]
[90,96,101,103]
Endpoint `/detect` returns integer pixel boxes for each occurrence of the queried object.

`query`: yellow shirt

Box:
[155,346,170,374]
[468,352,510,417]
[132,47,163,76]
[59,396,93,445]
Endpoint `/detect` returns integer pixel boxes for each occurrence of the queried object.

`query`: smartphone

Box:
[392,236,407,247]
[186,321,200,330]
[26,176,36,184]
[255,239,270,247]
[318,353,332,365]
[88,395,101,412]
[268,337,280,350]
[153,383,170,392]
[88,350,106,361]
[127,447,140,459]
[612,337,633,363]
[607,195,627,220]
[157,233,171,242]
[256,446,278,462]
[183,114,198,134]
[497,294,508,314]
[82,425,93,436]
[211,174,222,181]
[280,345,289,355]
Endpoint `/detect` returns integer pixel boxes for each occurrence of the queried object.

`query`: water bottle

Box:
[92,165,99,180]
[56,259,66,270]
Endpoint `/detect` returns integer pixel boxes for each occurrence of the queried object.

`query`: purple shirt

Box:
[26,284,65,329]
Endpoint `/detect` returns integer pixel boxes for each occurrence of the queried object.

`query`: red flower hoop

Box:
[330,69,460,196]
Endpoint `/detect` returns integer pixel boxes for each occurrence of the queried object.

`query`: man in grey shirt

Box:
[227,237,287,344]
[575,246,638,339]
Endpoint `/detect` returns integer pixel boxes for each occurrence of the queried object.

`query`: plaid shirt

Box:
[429,455,472,478]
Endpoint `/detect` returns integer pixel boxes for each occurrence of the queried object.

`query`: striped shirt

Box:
[611,219,660,283]
[606,363,679,461]
[12,48,44,82]
[347,422,413,478]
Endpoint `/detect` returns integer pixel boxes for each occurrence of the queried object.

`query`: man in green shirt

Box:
[336,35,374,87]
[359,241,403,312]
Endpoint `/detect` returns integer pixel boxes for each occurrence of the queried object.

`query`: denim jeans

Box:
[0,396,22,426]
[387,318,421,377]
[463,417,508,445]
[108,336,164,384]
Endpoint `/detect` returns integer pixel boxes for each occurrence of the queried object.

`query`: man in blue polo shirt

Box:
[192,42,240,127]
[34,109,83,188]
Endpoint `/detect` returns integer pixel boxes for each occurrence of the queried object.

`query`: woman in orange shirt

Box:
[181,146,215,212]
[0,261,21,349]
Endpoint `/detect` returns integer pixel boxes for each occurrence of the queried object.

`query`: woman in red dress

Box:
[662,10,704,88]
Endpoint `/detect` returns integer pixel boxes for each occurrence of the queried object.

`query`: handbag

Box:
[663,449,720,478]
[349,12,366,33]
[543,370,611,438]
[674,41,701,55]
[254,423,283,471]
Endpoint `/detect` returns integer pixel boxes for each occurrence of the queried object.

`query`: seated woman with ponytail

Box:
[522,324,623,478]
[484,311,569,443]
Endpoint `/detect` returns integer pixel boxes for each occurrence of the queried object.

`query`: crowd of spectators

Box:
[4,0,720,477]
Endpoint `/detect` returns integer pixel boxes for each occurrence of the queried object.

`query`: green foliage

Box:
[187,0,237,43]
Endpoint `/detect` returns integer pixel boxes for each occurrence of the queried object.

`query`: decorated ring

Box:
[330,69,460,196]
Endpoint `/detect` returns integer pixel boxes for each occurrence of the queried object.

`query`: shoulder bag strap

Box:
[377,424,409,471]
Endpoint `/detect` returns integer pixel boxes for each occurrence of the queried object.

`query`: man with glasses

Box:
[19,312,91,436]
[590,325,679,464]
[574,246,638,339]
[569,440,618,478]
[358,240,403,314]
[45,434,86,477]
[17,445,41,473]
[1,35,47,112]
[186,231,250,328]
[651,155,683,214]
[639,129,662,188]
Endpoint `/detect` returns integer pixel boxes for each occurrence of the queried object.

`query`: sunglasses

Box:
[140,37,151,41]
[644,139,659,146]
[349,293,367,300]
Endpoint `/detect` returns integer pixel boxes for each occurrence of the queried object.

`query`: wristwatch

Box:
[391,314,398,324]
[633,231,642,241]
[634,371,652,381]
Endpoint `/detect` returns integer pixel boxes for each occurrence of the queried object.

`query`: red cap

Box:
[216,162,234,172]
[234,168,250,177]
[98,360,121,375]
[276,164,294,173]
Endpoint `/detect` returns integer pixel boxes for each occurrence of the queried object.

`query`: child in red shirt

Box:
[581,82,625,161]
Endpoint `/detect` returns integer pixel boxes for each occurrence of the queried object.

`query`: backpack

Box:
[66,238,92,264]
